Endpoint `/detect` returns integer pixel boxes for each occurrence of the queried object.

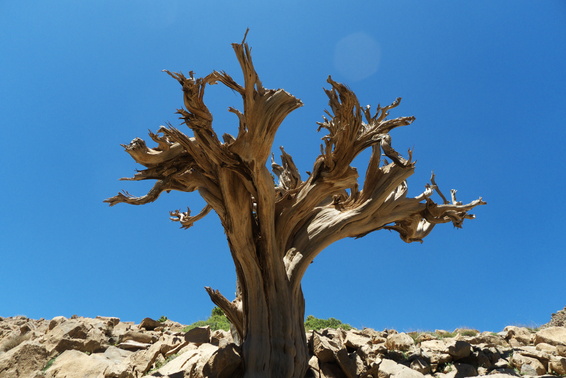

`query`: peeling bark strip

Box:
[105,36,485,377]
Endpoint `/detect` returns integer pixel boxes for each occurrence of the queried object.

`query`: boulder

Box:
[144,346,200,377]
[414,332,436,343]
[313,331,342,363]
[377,358,425,378]
[47,316,67,331]
[420,339,471,361]
[118,339,152,351]
[535,342,556,354]
[210,329,232,348]
[385,332,414,351]
[542,306,566,328]
[549,356,566,376]
[510,352,547,376]
[446,340,471,360]
[334,349,364,378]
[96,316,120,327]
[44,317,107,354]
[447,362,477,378]
[184,326,211,345]
[139,317,162,331]
[467,332,508,347]
[184,343,219,377]
[44,350,112,378]
[308,355,343,378]
[120,331,157,345]
[127,340,171,376]
[504,326,533,346]
[201,344,242,378]
[535,326,566,346]
[0,341,49,378]
[514,345,550,363]
[342,329,371,350]
[410,356,432,375]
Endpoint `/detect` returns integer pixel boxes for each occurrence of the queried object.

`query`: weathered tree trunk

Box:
[105,34,485,377]
[238,274,308,377]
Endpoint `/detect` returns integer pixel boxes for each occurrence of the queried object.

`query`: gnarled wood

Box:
[105,37,485,378]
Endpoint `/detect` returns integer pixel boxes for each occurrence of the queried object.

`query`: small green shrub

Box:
[459,329,479,337]
[157,316,168,323]
[150,353,179,373]
[435,331,457,339]
[304,315,352,331]
[182,307,231,332]
[41,357,57,372]
[183,308,353,333]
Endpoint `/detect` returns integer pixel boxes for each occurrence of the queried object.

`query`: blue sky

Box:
[1,1,565,332]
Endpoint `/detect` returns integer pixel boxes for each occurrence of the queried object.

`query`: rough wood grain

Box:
[105,37,485,377]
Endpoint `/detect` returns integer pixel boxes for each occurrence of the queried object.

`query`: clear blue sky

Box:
[1,1,565,332]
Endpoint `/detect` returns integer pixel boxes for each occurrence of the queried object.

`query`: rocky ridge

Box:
[1,314,566,378]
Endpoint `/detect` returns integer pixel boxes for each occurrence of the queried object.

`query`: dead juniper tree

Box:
[105,37,485,377]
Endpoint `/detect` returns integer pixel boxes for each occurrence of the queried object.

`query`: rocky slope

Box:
[1,312,566,378]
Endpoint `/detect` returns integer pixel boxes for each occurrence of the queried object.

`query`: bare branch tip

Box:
[242,28,250,44]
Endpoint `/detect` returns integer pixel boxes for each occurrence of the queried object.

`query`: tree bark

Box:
[105,34,485,377]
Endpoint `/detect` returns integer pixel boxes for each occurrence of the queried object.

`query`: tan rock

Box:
[313,331,342,363]
[111,322,135,342]
[447,340,471,360]
[184,326,211,345]
[0,341,49,378]
[414,333,436,343]
[335,349,364,378]
[535,326,566,346]
[118,339,152,351]
[549,355,566,375]
[377,358,425,378]
[44,318,107,354]
[536,342,557,354]
[44,350,111,378]
[307,355,321,377]
[130,340,178,376]
[47,316,67,331]
[201,344,242,378]
[139,317,162,331]
[96,315,120,327]
[120,331,157,345]
[510,352,546,375]
[185,343,219,377]
[100,346,135,378]
[420,339,470,361]
[410,357,431,375]
[557,344,566,357]
[514,345,550,363]
[145,346,199,377]
[467,332,508,347]
[211,329,232,348]
[503,326,533,346]
[385,332,415,351]
[342,329,371,350]
[307,355,345,378]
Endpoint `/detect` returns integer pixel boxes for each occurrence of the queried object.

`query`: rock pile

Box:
[542,307,566,329]
[1,315,566,377]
